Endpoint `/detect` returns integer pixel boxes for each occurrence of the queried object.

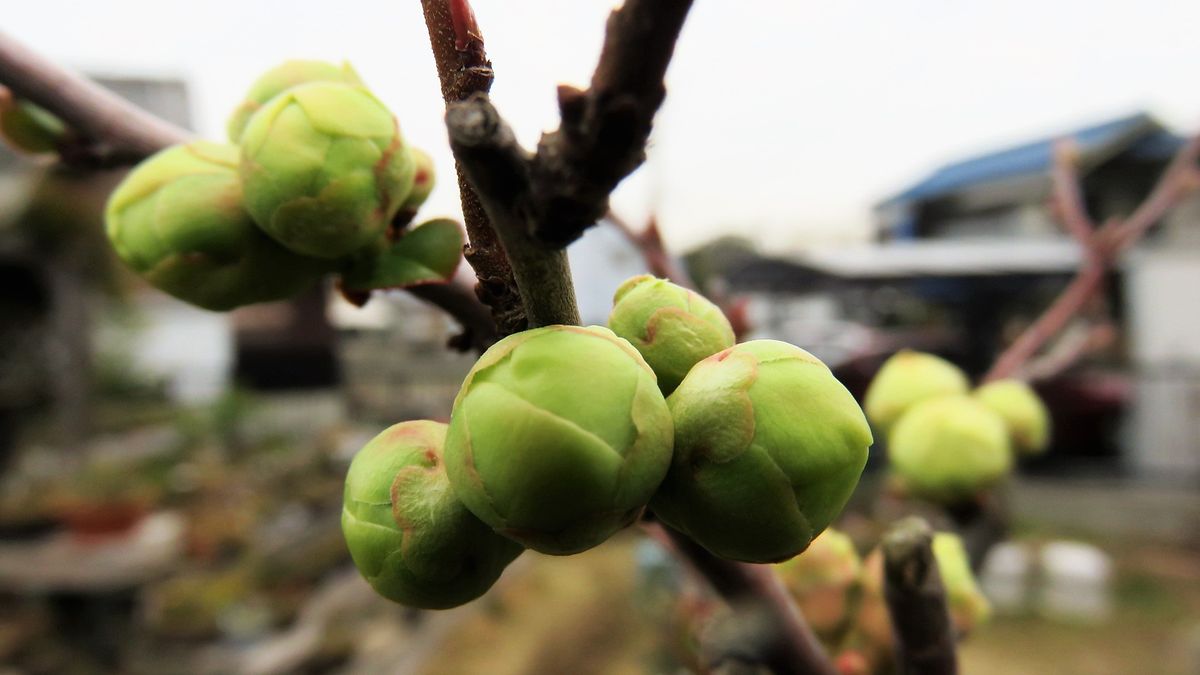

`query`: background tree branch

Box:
[0,30,189,165]
[983,129,1200,382]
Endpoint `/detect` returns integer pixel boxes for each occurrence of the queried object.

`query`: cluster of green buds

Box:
[864,350,1050,503]
[105,142,326,310]
[104,60,452,312]
[343,276,874,608]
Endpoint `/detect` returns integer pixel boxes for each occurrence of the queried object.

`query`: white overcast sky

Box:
[8,1,1200,252]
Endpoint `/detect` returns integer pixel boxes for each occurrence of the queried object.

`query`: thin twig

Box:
[0,30,189,164]
[881,517,958,675]
[528,0,695,247]
[1024,321,1117,382]
[644,522,839,675]
[983,128,1200,382]
[420,0,526,336]
[605,210,696,288]
[407,276,498,351]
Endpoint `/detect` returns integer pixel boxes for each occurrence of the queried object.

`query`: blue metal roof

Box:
[881,112,1176,206]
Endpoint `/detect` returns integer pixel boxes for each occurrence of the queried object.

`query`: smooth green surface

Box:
[888,395,1013,501]
[226,60,363,142]
[652,340,872,563]
[239,82,415,259]
[974,379,1051,454]
[400,146,436,212]
[340,218,464,291]
[444,325,674,555]
[864,350,970,434]
[607,275,735,394]
[341,420,523,609]
[105,141,324,311]
[933,532,991,631]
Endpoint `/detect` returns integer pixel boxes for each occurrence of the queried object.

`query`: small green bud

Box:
[864,351,970,434]
[887,396,1012,502]
[399,147,436,213]
[932,532,991,632]
[974,379,1051,455]
[226,60,363,143]
[0,98,67,154]
[341,420,523,609]
[105,142,324,311]
[774,527,863,638]
[652,340,872,563]
[607,275,736,394]
[239,82,416,259]
[444,325,674,555]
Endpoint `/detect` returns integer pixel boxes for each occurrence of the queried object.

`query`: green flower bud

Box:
[974,379,1051,455]
[105,142,325,311]
[652,340,873,563]
[887,396,1012,502]
[864,351,970,434]
[226,60,363,143]
[399,147,436,213]
[607,275,736,394]
[239,82,416,259]
[0,98,67,154]
[341,420,523,609]
[774,527,863,638]
[932,532,991,632]
[444,325,674,555]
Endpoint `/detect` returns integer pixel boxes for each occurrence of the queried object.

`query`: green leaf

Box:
[340,218,464,291]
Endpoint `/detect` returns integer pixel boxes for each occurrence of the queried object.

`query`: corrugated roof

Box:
[881,112,1174,206]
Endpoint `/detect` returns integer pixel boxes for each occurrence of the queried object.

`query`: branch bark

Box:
[0,30,189,164]
[445,95,580,327]
[882,517,958,675]
[644,522,839,675]
[420,0,527,336]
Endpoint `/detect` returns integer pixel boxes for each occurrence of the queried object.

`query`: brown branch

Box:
[1049,140,1100,255]
[644,522,839,675]
[421,0,526,336]
[1024,320,1117,382]
[881,517,958,675]
[0,30,189,165]
[983,128,1200,382]
[1109,132,1200,251]
[606,210,696,288]
[407,277,498,351]
[445,94,580,327]
[528,0,695,247]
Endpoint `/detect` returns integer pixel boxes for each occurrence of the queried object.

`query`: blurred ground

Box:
[0,393,1196,674]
